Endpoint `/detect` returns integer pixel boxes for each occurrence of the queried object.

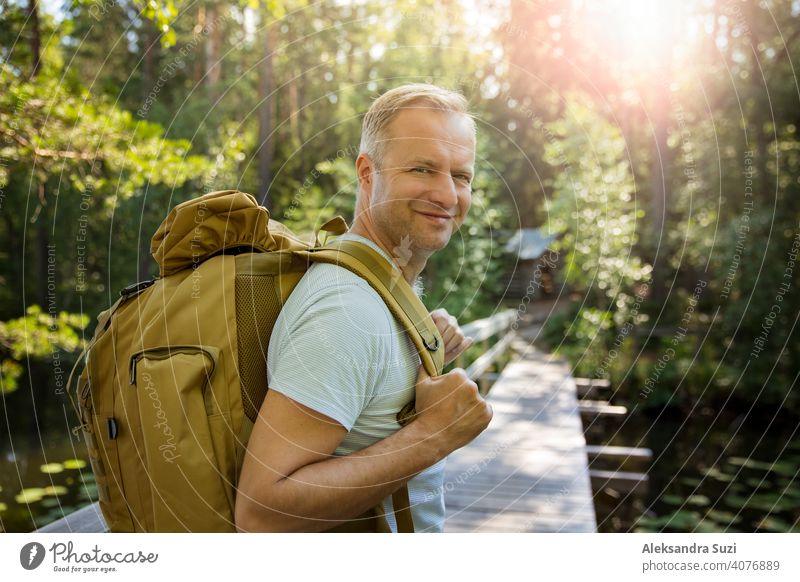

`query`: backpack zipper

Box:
[129,345,218,386]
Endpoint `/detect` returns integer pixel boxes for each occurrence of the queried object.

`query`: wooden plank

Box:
[36,501,107,533]
[444,345,597,532]
[575,378,612,399]
[574,378,611,389]
[578,400,628,416]
[590,470,649,495]
[585,445,653,461]
[445,506,596,534]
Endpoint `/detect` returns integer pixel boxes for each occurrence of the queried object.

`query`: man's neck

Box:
[348,221,430,285]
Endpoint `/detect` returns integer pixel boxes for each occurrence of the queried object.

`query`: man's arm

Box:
[235,366,491,533]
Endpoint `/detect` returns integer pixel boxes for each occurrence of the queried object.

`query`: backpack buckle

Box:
[423,335,440,352]
[120,280,155,298]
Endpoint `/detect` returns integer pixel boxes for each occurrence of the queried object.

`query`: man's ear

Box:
[355,153,376,201]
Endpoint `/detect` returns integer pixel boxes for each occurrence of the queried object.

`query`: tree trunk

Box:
[194,3,206,87]
[747,1,770,197]
[648,6,675,299]
[258,22,275,211]
[27,0,41,79]
[205,3,222,104]
[33,182,49,309]
[142,21,155,107]
[650,89,670,251]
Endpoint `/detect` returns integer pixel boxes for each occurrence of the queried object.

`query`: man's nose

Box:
[427,171,460,211]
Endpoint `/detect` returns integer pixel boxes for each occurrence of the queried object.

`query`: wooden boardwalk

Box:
[443,340,597,532]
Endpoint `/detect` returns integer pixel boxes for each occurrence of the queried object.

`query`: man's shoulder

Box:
[283,262,393,330]
[300,262,384,303]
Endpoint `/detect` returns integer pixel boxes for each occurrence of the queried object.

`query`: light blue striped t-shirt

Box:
[266,232,446,533]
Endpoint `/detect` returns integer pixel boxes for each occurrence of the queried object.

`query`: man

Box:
[235,84,492,533]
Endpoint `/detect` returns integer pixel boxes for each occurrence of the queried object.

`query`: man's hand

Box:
[430,308,473,365]
[413,366,492,453]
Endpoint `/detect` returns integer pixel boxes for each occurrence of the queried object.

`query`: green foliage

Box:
[0,306,88,394]
[543,97,652,307]
[0,66,211,202]
[537,98,652,379]
[139,0,180,48]
[542,306,614,378]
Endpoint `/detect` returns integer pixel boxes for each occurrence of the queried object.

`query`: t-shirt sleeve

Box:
[266,279,393,431]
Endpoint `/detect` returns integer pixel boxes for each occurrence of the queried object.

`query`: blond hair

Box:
[359,83,475,167]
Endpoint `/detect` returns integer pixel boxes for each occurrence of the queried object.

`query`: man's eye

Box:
[413,167,431,174]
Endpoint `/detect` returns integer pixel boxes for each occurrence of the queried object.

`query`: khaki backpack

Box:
[68,190,444,533]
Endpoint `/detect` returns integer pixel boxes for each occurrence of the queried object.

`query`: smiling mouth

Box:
[416,211,453,221]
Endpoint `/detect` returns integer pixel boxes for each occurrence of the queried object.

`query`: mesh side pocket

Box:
[235,273,281,422]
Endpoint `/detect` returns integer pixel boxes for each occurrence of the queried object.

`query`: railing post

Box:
[478,338,490,395]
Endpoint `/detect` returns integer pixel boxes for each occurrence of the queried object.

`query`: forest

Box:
[1,0,798,533]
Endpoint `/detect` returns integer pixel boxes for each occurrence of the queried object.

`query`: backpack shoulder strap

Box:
[297,239,444,378]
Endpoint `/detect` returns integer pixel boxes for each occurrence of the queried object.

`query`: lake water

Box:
[588,405,800,533]
[1,384,97,532]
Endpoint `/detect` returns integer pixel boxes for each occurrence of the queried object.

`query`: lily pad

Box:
[43,486,68,496]
[40,463,64,474]
[780,484,800,498]
[746,493,797,512]
[726,458,799,477]
[705,509,743,526]
[727,457,774,471]
[63,459,87,470]
[15,488,46,504]
[703,466,734,482]
[723,494,751,509]
[0,502,7,512]
[660,510,702,530]
[79,482,98,501]
[693,519,723,533]
[768,461,799,478]
[756,516,799,533]
[687,494,710,506]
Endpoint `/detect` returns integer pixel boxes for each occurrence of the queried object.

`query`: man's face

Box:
[361,107,476,257]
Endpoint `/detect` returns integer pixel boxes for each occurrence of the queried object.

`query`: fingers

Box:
[416,363,431,385]
[455,336,474,356]
[444,336,474,366]
[431,309,477,366]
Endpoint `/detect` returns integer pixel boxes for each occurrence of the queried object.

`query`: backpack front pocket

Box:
[130,345,232,531]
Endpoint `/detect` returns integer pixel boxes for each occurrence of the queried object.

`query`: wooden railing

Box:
[459,309,516,394]
[36,309,519,533]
